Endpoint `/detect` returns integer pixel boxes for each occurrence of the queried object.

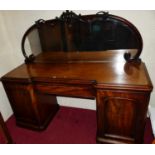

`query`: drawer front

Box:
[34,84,95,99]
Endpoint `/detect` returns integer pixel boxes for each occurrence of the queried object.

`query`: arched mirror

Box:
[22,10,143,63]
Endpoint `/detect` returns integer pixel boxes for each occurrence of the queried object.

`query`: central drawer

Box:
[34,84,95,99]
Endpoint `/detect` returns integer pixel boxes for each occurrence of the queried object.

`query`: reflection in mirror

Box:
[37,17,141,53]
[21,11,143,63]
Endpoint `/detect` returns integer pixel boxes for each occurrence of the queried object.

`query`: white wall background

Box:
[0,10,155,121]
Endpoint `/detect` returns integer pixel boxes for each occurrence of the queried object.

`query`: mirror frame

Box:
[21,10,143,63]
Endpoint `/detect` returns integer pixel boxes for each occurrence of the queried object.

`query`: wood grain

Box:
[1,52,153,143]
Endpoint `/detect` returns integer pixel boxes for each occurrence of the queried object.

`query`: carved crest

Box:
[21,10,143,63]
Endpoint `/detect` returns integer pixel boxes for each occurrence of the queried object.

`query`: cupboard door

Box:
[3,83,39,125]
[2,82,59,130]
[96,90,150,144]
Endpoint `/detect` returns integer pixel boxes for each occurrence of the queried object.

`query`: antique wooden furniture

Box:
[0,11,153,144]
[0,112,13,144]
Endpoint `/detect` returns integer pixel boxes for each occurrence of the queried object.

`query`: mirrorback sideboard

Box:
[1,11,153,144]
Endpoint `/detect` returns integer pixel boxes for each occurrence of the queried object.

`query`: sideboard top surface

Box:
[1,51,152,91]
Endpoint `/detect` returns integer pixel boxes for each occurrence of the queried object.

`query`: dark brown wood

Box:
[34,83,95,99]
[2,82,59,130]
[34,50,138,63]
[0,112,13,144]
[2,52,152,89]
[1,51,153,143]
[21,10,143,63]
[21,24,36,63]
[96,90,151,144]
[1,11,152,143]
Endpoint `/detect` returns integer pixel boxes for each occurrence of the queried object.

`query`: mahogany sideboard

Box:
[0,11,153,144]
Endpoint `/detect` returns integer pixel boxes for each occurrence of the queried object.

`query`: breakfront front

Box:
[1,11,153,143]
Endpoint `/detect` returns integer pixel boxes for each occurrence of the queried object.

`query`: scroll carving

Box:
[21,10,143,63]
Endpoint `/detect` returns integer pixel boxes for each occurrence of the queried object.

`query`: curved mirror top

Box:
[21,11,143,63]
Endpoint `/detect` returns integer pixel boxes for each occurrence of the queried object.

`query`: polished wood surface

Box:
[34,50,138,63]
[96,90,151,143]
[2,82,59,130]
[2,52,152,90]
[1,51,153,143]
[1,11,152,143]
[22,11,143,63]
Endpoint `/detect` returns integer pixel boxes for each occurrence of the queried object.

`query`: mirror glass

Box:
[23,12,142,62]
